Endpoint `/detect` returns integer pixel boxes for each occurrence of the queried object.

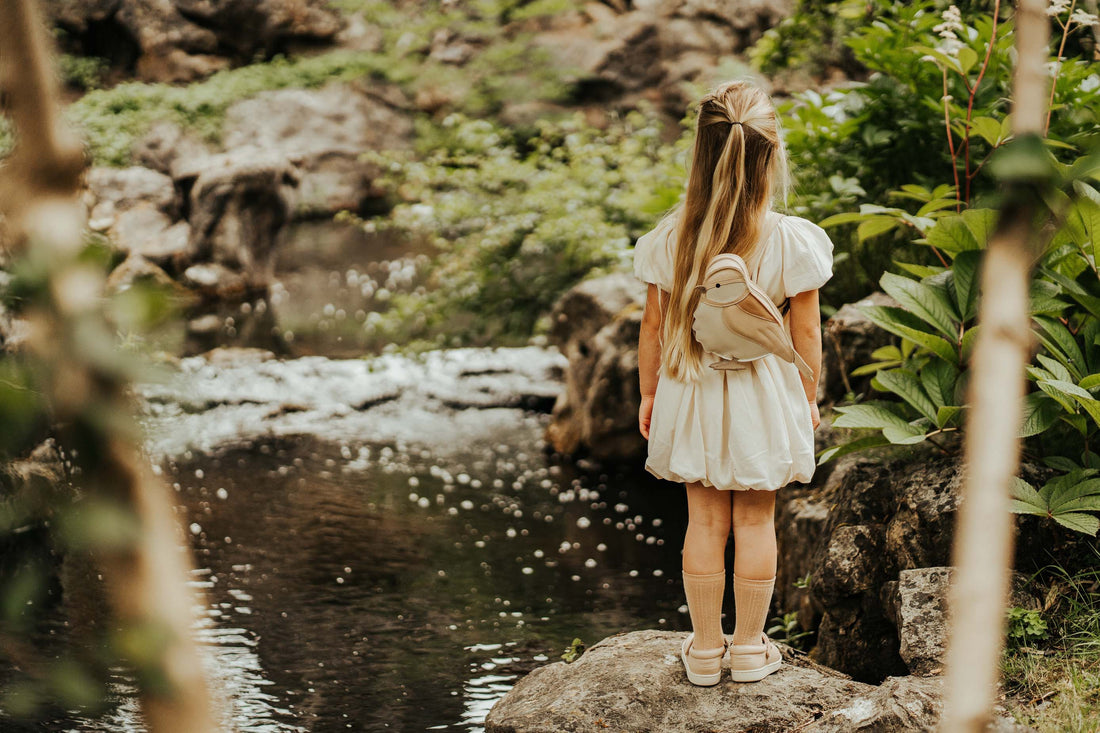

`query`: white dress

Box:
[632,211,834,492]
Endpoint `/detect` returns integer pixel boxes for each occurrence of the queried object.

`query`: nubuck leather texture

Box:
[691,224,815,380]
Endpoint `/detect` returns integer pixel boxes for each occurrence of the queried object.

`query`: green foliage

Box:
[766,612,813,649]
[1010,471,1100,536]
[1006,607,1050,647]
[57,54,108,91]
[66,0,574,166]
[561,637,586,662]
[779,1,1100,303]
[351,111,686,350]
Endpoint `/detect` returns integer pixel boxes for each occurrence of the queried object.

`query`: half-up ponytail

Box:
[659,81,788,382]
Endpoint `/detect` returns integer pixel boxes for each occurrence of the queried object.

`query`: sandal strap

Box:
[729,633,775,656]
[684,634,727,660]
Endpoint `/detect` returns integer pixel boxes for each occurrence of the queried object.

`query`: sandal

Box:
[728,632,782,683]
[680,633,727,686]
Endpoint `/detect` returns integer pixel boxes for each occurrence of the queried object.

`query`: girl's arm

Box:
[638,284,666,439]
[788,288,823,429]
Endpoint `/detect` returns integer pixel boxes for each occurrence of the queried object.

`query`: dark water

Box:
[74,422,692,731]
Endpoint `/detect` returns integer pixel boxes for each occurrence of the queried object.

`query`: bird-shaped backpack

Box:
[691,217,815,380]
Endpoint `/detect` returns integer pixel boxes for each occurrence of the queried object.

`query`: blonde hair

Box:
[660,80,789,382]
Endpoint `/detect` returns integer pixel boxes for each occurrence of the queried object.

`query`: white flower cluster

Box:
[933,5,967,55]
[1048,0,1099,25]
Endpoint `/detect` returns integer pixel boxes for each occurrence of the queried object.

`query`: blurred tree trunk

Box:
[941,0,1050,730]
[0,1,217,731]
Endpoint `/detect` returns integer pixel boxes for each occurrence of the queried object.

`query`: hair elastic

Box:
[730,121,744,126]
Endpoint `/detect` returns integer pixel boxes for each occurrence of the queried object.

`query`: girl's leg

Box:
[682,481,731,660]
[730,489,777,646]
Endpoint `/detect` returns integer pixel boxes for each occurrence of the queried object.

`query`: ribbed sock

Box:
[682,569,726,652]
[731,574,775,646]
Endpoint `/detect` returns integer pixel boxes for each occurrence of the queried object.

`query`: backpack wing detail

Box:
[692,253,815,381]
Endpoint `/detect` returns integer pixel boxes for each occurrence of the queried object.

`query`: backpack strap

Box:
[751,213,786,281]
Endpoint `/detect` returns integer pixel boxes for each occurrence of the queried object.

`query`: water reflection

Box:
[122,420,686,732]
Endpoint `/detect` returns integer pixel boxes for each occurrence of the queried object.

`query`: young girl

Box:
[633,80,833,686]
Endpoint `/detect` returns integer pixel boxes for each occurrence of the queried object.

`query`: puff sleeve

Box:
[632,214,678,292]
[779,216,834,298]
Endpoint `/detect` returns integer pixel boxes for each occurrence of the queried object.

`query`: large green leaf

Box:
[926,216,981,254]
[882,422,929,445]
[1053,512,1099,535]
[875,368,938,422]
[858,216,901,242]
[921,359,960,410]
[861,305,959,363]
[1033,316,1087,381]
[962,209,998,247]
[1047,477,1100,513]
[1008,477,1045,513]
[952,250,981,322]
[832,403,912,430]
[816,434,890,465]
[1073,198,1100,262]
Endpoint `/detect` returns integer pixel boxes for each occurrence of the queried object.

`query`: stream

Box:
[61,346,691,732]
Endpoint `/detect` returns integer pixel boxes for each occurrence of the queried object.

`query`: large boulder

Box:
[545,273,646,463]
[221,82,413,218]
[485,630,874,733]
[48,0,342,82]
[177,149,298,292]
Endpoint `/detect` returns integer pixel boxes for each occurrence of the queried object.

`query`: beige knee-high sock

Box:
[682,570,726,652]
[732,574,775,646]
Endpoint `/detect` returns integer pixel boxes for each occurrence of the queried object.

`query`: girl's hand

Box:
[639,394,655,439]
[809,401,821,431]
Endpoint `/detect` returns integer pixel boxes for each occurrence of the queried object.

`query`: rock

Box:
[182,149,297,286]
[820,291,898,404]
[545,273,646,463]
[84,166,179,225]
[109,207,196,270]
[222,83,413,217]
[534,0,793,114]
[805,675,944,731]
[882,567,951,676]
[132,122,213,177]
[49,0,343,82]
[105,253,200,309]
[182,263,251,300]
[775,491,829,631]
[485,629,873,733]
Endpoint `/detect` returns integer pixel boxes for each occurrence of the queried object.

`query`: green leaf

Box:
[1047,477,1100,513]
[1009,477,1045,512]
[952,250,981,322]
[958,47,979,75]
[861,305,959,364]
[1052,512,1099,535]
[916,198,960,217]
[875,368,938,422]
[880,272,960,340]
[851,360,901,377]
[1037,354,1073,383]
[926,216,981,254]
[1079,374,1100,390]
[832,403,912,431]
[922,359,960,409]
[1033,316,1087,381]
[1074,198,1100,262]
[1020,392,1062,437]
[962,209,998,248]
[882,423,929,444]
[819,211,870,228]
[936,405,963,428]
[816,434,891,464]
[968,116,1003,146]
[858,216,900,242]
[895,262,946,279]
[988,134,1059,185]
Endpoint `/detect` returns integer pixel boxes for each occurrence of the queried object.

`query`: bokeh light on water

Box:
[56,362,692,731]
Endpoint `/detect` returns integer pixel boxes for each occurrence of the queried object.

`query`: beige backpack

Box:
[691,217,814,379]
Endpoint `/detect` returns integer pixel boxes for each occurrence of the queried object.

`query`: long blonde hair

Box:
[661,80,789,382]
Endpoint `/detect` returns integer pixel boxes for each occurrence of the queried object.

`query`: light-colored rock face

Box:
[883,567,951,676]
[485,629,873,733]
[221,84,413,217]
